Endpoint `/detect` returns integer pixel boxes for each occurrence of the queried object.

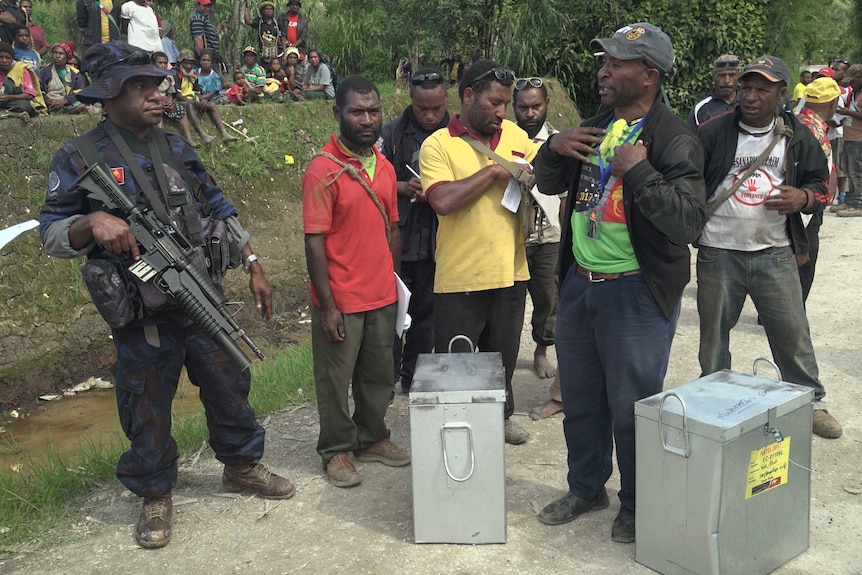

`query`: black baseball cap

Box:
[740,55,790,85]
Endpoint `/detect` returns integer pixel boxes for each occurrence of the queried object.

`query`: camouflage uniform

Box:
[39,120,264,499]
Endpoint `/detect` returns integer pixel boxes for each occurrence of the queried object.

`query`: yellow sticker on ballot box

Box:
[746,437,790,499]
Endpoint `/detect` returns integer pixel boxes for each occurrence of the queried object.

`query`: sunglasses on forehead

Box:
[467,67,515,88]
[92,50,153,78]
[835,58,849,65]
[715,59,740,69]
[514,77,543,91]
[410,72,444,85]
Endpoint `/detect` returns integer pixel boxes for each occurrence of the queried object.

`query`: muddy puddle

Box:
[0,377,202,473]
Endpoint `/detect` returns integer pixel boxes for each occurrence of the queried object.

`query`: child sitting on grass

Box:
[154,51,201,147]
[268,56,288,93]
[195,49,222,102]
[176,50,236,143]
[224,69,250,106]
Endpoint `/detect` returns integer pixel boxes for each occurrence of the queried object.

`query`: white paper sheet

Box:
[501,157,532,213]
[502,177,522,213]
[395,272,412,337]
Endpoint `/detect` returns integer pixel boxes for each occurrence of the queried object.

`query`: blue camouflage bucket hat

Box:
[76,41,167,104]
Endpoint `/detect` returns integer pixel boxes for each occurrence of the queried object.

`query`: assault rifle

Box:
[72,162,266,371]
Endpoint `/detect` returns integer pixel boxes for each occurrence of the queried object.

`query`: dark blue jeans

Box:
[112,313,265,499]
[696,245,824,400]
[556,267,679,510]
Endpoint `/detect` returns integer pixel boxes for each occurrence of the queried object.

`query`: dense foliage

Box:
[24,0,862,116]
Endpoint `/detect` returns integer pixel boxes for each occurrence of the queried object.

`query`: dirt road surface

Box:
[2,213,860,575]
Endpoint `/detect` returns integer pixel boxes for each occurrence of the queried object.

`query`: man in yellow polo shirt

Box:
[420,59,538,445]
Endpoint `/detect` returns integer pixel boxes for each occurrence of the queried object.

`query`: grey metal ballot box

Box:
[634,369,814,575]
[409,351,507,544]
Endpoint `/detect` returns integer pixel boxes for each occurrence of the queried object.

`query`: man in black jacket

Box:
[696,55,841,439]
[76,0,122,72]
[0,0,23,45]
[378,68,449,394]
[533,23,706,543]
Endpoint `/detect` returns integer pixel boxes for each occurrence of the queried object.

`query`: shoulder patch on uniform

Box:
[47,171,60,200]
[375,136,385,152]
[111,167,125,185]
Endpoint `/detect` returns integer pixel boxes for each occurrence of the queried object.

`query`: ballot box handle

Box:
[753,357,783,381]
[447,335,477,353]
[441,423,476,482]
[658,392,690,458]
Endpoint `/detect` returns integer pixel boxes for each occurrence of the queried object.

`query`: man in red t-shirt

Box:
[303,75,409,489]
[277,0,307,57]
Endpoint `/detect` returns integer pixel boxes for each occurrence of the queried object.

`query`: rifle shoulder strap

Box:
[72,132,170,221]
[71,134,103,173]
[313,150,391,245]
[152,129,212,216]
[99,121,175,228]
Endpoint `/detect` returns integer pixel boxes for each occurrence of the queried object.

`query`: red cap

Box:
[196,0,213,5]
[816,67,835,78]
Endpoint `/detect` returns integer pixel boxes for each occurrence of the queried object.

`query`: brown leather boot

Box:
[135,493,172,549]
[326,452,361,487]
[223,462,296,499]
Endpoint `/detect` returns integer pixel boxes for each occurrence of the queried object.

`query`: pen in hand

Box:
[406,164,424,202]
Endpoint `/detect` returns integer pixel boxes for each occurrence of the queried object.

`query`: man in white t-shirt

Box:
[696,55,841,439]
[121,0,162,53]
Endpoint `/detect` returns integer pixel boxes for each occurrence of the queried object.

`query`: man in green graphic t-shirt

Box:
[532,22,706,544]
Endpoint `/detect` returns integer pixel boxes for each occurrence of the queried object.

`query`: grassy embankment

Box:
[0,83,580,553]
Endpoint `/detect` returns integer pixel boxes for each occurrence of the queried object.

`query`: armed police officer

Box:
[38,41,295,550]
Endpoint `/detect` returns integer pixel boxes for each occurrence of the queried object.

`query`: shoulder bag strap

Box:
[313,151,391,244]
[459,133,533,241]
[706,116,794,218]
[459,133,535,188]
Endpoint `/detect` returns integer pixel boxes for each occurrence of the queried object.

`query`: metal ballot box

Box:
[409,351,507,544]
[634,369,813,575]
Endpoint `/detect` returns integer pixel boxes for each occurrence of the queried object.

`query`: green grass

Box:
[0,342,314,554]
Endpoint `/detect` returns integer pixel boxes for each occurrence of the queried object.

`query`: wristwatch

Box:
[242,254,259,273]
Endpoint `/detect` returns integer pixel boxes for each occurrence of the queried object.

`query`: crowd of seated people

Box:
[0,0,335,125]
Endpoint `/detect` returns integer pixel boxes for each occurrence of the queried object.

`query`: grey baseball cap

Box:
[590,23,675,76]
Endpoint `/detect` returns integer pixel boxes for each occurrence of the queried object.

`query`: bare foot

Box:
[530,399,563,420]
[533,353,557,379]
[221,134,238,142]
[201,134,216,145]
